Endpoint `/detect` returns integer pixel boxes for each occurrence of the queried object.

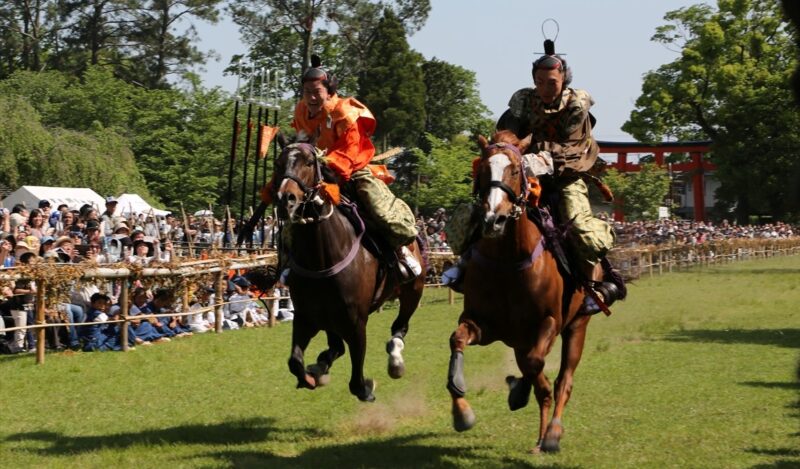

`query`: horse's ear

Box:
[276,132,288,151]
[477,135,489,152]
[517,133,533,154]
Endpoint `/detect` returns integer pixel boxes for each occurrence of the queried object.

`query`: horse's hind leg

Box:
[346,318,376,402]
[288,317,320,390]
[386,282,423,379]
[542,314,590,453]
[447,319,482,432]
[307,331,345,386]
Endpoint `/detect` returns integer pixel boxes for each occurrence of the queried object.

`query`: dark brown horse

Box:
[446,131,591,453]
[266,140,425,402]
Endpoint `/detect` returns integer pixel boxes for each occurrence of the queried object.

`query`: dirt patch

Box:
[343,389,430,436]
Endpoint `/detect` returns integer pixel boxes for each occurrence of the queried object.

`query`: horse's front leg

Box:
[447,318,482,432]
[542,314,590,453]
[346,316,376,402]
[507,316,558,453]
[387,275,423,379]
[287,316,320,390]
[307,330,345,386]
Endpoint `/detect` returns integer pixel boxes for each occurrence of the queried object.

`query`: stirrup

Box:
[397,246,421,284]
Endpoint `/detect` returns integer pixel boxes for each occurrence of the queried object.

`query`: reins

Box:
[277,143,364,278]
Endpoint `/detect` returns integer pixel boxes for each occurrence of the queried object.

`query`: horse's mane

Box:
[491,130,521,146]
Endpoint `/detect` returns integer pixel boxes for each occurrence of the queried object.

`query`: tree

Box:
[421,58,493,140]
[126,0,222,88]
[623,0,800,222]
[229,0,429,96]
[604,163,671,221]
[0,95,153,198]
[358,8,425,148]
[390,133,475,214]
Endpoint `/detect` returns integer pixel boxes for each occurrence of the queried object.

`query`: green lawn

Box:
[1,256,799,468]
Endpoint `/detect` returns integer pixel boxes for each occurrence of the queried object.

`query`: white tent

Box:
[116,193,171,217]
[1,185,105,211]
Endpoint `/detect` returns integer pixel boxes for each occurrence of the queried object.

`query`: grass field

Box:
[1,255,799,468]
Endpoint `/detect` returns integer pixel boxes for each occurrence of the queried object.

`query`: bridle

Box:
[475,142,529,219]
[277,143,334,224]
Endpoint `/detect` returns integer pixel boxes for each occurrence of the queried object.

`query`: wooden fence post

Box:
[214,270,224,333]
[35,280,46,365]
[120,280,130,352]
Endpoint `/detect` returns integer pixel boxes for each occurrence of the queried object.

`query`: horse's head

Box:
[474,130,532,238]
[273,135,331,224]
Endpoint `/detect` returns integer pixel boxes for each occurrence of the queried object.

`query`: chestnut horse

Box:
[267,140,425,402]
[446,131,591,453]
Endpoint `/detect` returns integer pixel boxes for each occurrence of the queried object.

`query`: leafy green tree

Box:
[358,9,425,148]
[0,95,152,198]
[604,163,671,221]
[390,133,475,214]
[229,0,429,96]
[623,0,800,222]
[421,58,493,140]
[126,0,222,89]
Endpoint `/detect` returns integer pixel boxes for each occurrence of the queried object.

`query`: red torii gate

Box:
[597,140,714,222]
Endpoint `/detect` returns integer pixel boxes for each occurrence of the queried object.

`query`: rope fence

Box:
[2,238,799,364]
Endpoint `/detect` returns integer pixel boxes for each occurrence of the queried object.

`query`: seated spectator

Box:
[187,285,215,333]
[128,287,169,344]
[270,284,294,322]
[78,292,136,352]
[138,288,192,338]
[0,237,12,268]
[226,276,268,327]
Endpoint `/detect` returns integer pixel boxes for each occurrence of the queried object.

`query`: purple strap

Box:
[470,237,545,272]
[289,202,365,279]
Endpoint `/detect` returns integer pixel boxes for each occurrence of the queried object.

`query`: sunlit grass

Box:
[1,256,799,468]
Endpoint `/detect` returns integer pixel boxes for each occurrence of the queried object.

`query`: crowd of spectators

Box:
[420,207,798,251]
[0,197,291,355]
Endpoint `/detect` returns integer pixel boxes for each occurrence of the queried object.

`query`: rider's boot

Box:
[396,245,422,284]
[582,259,625,314]
[441,254,467,293]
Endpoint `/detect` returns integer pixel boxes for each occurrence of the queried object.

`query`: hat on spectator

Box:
[53,247,72,263]
[53,236,73,249]
[232,276,251,288]
[38,199,51,209]
[114,221,130,234]
[41,235,55,245]
[202,285,215,294]
[43,250,59,261]
[13,240,30,253]
[9,213,25,229]
[24,236,40,253]
[105,196,118,204]
[85,220,101,231]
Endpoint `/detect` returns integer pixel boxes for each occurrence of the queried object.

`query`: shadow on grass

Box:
[664,328,800,349]
[740,381,800,390]
[195,433,579,469]
[3,417,325,455]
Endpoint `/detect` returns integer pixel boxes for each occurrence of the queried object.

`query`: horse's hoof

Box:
[356,379,377,402]
[452,399,476,432]
[307,364,331,387]
[506,375,531,411]
[297,373,317,390]
[541,419,563,453]
[386,337,405,379]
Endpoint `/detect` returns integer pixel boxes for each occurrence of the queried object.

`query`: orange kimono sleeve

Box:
[324,119,375,181]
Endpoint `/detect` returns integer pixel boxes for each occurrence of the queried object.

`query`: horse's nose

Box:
[483,212,506,236]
